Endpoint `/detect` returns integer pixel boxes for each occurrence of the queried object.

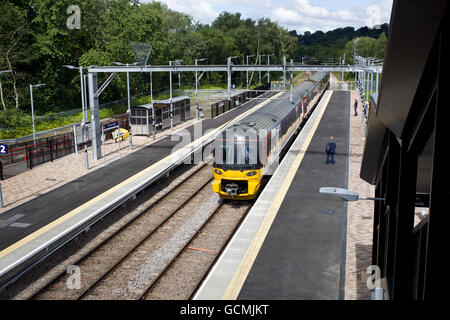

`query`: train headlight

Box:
[246,171,258,177]
[214,169,223,175]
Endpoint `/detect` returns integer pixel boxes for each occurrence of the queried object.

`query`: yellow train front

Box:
[211,72,330,200]
[211,127,265,200]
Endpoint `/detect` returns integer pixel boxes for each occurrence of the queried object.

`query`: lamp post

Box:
[246,55,255,90]
[169,60,183,131]
[195,58,206,120]
[113,62,138,150]
[258,55,263,85]
[63,65,88,123]
[63,65,90,169]
[229,55,239,89]
[319,187,385,202]
[266,54,275,85]
[0,69,12,111]
[353,38,360,64]
[29,83,46,142]
[227,56,238,101]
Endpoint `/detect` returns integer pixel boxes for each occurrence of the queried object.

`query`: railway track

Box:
[27,163,214,300]
[138,200,252,300]
[9,91,289,300]
[24,161,253,300]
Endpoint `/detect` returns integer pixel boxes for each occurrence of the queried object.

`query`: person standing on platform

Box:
[354,99,358,116]
[325,136,336,165]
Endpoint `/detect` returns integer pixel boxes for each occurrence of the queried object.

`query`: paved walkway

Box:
[0,118,198,215]
[344,88,375,300]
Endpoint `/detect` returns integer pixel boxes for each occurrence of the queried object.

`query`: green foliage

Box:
[1,1,297,130]
[5,1,380,140]
[344,33,387,65]
[293,24,389,64]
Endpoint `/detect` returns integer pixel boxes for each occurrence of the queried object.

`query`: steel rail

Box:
[137,201,225,300]
[0,85,274,291]
[28,163,208,300]
[75,177,214,300]
[186,202,253,300]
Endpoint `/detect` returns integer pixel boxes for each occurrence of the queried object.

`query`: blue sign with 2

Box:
[0,144,8,154]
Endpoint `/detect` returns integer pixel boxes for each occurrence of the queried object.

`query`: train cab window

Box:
[216,139,260,170]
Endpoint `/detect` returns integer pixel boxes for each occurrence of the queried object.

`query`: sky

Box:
[141,0,393,34]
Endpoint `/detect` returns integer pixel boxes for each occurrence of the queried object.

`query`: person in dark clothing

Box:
[325,136,336,164]
[354,99,358,116]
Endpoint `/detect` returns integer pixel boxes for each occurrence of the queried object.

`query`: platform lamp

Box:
[62,65,89,124]
[229,56,239,88]
[195,58,207,120]
[257,54,263,85]
[113,61,139,150]
[319,187,385,203]
[266,54,275,85]
[169,60,183,131]
[246,55,255,90]
[29,83,46,142]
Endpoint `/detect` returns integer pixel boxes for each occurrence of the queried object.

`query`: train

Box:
[211,72,329,200]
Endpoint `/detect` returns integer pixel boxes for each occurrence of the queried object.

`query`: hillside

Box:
[289,23,389,63]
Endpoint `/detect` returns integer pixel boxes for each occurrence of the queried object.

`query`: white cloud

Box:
[161,0,219,23]
[142,0,393,34]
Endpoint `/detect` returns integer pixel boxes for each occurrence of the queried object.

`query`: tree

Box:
[0,1,30,110]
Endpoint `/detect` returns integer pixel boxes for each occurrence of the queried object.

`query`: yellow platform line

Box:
[0,92,283,261]
[222,90,333,300]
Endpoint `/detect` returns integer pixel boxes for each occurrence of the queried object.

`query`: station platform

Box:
[194,89,351,300]
[2,84,316,287]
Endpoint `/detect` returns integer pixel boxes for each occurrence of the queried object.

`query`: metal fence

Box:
[0,117,129,180]
[25,134,75,169]
[210,84,271,118]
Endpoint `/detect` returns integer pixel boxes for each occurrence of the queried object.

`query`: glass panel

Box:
[414,130,433,228]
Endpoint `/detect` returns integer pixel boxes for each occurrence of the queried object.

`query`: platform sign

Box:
[75,121,93,143]
[0,144,8,154]
[103,121,119,131]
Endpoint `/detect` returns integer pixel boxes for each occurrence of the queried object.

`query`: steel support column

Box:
[227,57,231,101]
[170,61,173,131]
[88,72,101,160]
[290,59,293,103]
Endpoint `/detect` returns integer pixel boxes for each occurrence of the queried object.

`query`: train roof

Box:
[228,72,327,132]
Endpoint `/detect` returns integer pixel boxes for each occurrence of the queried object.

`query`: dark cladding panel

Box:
[377,0,445,138]
[360,95,388,185]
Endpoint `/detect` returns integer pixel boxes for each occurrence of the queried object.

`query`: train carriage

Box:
[212,72,329,200]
